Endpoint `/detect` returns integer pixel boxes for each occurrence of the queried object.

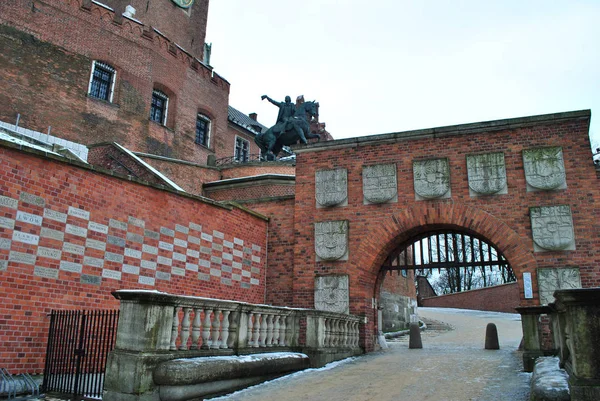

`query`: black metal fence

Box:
[43,310,119,398]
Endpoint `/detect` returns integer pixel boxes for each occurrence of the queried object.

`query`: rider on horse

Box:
[261,95,295,137]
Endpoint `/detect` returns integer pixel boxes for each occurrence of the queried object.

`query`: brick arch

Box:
[353,202,537,303]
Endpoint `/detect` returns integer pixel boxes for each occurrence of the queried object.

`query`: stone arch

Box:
[353,202,537,304]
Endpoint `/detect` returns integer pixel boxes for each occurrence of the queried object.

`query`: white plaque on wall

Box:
[522,272,533,299]
[363,164,397,204]
[315,275,349,314]
[530,205,575,252]
[413,158,451,200]
[314,220,348,261]
[315,169,348,208]
[523,147,566,191]
[537,267,581,305]
[466,153,507,196]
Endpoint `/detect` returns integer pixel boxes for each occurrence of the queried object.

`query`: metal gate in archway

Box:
[43,310,119,398]
[381,230,515,291]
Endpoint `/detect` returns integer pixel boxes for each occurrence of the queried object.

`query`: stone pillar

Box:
[516,306,553,372]
[553,288,600,401]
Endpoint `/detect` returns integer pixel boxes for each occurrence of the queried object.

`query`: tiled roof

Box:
[228,106,268,136]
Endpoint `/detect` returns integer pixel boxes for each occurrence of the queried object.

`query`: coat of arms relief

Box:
[537,268,581,305]
[314,275,349,314]
[523,147,566,191]
[314,220,348,261]
[413,158,451,200]
[530,205,575,252]
[315,169,348,208]
[363,164,397,204]
[466,153,507,196]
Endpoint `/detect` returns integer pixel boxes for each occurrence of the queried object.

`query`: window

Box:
[150,90,169,125]
[88,61,116,102]
[234,137,250,162]
[195,114,210,147]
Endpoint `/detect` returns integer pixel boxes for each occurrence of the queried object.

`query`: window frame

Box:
[88,61,116,102]
[195,113,211,147]
[234,135,250,162]
[150,89,169,126]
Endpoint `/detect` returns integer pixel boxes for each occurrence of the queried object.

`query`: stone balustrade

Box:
[104,290,363,401]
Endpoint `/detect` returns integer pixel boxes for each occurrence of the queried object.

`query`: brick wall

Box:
[220,164,296,180]
[420,282,520,313]
[0,0,230,163]
[205,182,295,202]
[0,142,267,373]
[291,111,600,351]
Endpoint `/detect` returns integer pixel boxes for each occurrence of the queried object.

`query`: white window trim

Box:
[88,61,116,103]
[196,113,211,147]
[152,90,169,125]
[234,135,250,162]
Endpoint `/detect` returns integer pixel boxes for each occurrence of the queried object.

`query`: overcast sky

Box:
[205,1,600,148]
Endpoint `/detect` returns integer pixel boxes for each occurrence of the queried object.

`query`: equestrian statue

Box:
[255,95,320,161]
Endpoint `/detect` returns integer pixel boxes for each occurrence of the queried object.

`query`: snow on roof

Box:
[0,131,63,156]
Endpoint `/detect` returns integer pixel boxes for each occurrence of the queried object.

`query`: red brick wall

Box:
[421,282,520,313]
[291,112,600,351]
[381,270,416,299]
[0,0,230,163]
[220,164,296,180]
[205,183,295,202]
[0,143,267,373]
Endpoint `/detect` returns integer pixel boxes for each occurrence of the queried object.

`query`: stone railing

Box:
[104,290,363,401]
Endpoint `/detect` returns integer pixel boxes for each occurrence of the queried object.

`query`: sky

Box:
[205,1,600,149]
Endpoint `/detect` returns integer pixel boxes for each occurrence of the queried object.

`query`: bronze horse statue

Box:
[255,100,320,160]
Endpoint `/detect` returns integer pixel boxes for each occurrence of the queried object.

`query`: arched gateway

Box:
[286,110,599,352]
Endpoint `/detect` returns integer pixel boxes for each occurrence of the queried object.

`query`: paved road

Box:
[214,308,531,401]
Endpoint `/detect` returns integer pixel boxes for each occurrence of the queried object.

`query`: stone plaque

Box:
[210,268,221,277]
[68,206,90,220]
[242,270,251,277]
[125,248,142,259]
[314,220,348,261]
[128,216,145,228]
[234,238,244,246]
[223,240,233,248]
[107,235,126,248]
[315,168,348,208]
[188,235,200,245]
[213,230,224,239]
[250,278,259,285]
[251,267,260,274]
[40,227,64,241]
[86,238,106,251]
[141,260,157,270]
[186,263,198,272]
[523,147,566,191]
[34,266,59,279]
[211,256,222,264]
[37,247,62,260]
[173,252,186,262]
[139,276,155,286]
[63,242,85,255]
[102,269,122,280]
[241,282,251,289]
[221,277,232,286]
[160,227,175,237]
[363,164,397,204]
[189,222,202,232]
[212,243,223,251]
[174,238,187,248]
[523,272,533,299]
[172,266,185,276]
[16,211,43,226]
[223,253,233,261]
[13,231,39,245]
[232,261,242,269]
[186,249,200,258]
[109,219,128,231]
[530,205,575,251]
[201,233,213,242]
[20,192,44,207]
[157,256,172,266]
[199,259,210,268]
[413,158,451,199]
[127,232,144,244]
[0,217,15,229]
[198,273,210,281]
[252,244,261,252]
[200,246,211,254]
[83,256,104,268]
[159,241,174,251]
[0,195,18,209]
[105,252,124,263]
[144,229,160,240]
[538,267,581,305]
[0,260,7,271]
[315,275,350,314]
[251,255,260,263]
[175,224,189,234]
[81,274,102,285]
[466,153,507,195]
[156,271,171,280]
[142,244,158,255]
[60,261,82,273]
[122,264,140,275]
[44,209,67,223]
[65,224,87,237]
[9,251,36,265]
[232,273,241,281]
[88,221,108,234]
[222,265,232,273]
[0,238,11,250]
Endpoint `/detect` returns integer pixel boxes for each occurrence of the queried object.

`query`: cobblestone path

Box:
[214,308,531,401]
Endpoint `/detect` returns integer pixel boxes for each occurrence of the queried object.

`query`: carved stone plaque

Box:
[466,153,507,196]
[530,205,575,251]
[315,169,348,208]
[314,220,348,261]
[523,147,566,191]
[537,267,581,305]
[413,158,451,199]
[363,164,397,204]
[315,275,349,314]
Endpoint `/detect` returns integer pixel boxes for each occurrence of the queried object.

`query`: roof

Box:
[228,106,268,136]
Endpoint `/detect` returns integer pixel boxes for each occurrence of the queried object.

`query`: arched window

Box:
[195,114,211,147]
[88,61,116,102]
[150,89,169,125]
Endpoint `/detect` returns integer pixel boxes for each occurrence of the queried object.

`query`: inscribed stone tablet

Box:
[0,260,7,271]
[0,238,11,250]
[233,250,243,258]
[241,282,251,289]
[212,243,223,251]
[221,265,232,273]
[127,232,144,244]
[0,195,18,209]
[413,158,451,200]
[60,261,82,273]
[141,260,157,270]
[189,222,202,232]
[105,252,124,263]
[242,270,251,277]
[232,261,242,269]
[530,205,575,251]
[171,266,185,276]
[200,246,211,254]
[20,192,45,207]
[314,220,348,261]
[199,259,210,268]
[252,244,261,252]
[65,224,87,237]
[44,209,67,223]
[142,244,158,255]
[0,217,15,229]
[188,235,200,245]
[125,248,142,259]
[538,267,581,305]
[251,267,260,274]
[107,235,126,248]
[175,224,189,234]
[522,272,533,299]
[315,275,350,314]
[83,256,104,268]
[160,227,175,237]
[315,168,348,207]
[174,238,187,248]
[466,153,507,196]
[157,256,172,266]
[185,263,198,272]
[109,219,128,231]
[211,256,222,264]
[198,273,210,281]
[363,164,397,204]
[523,147,566,191]
[213,230,224,239]
[210,268,221,277]
[63,242,85,255]
[144,229,160,240]
[128,216,145,228]
[201,233,213,242]
[156,271,171,280]
[68,207,90,220]
[159,241,174,251]
[221,277,232,286]
[16,211,43,226]
[173,252,186,262]
[34,266,59,279]
[223,253,233,261]
[223,240,233,248]
[37,247,62,260]
[234,238,244,246]
[80,274,102,285]
[232,273,242,281]
[186,249,200,258]
[86,238,106,251]
[122,264,140,275]
[251,255,260,263]
[250,278,259,285]
[40,227,64,241]
[102,269,122,280]
[13,231,39,245]
[88,221,108,234]
[138,276,155,286]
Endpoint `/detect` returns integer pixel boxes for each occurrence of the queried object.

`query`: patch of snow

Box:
[171,352,308,365]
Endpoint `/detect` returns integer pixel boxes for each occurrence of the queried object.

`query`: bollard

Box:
[485,323,500,350]
[409,322,422,349]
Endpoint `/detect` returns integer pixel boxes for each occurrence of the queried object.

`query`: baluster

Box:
[220,310,230,349]
[252,313,261,348]
[191,308,202,349]
[247,312,254,347]
[179,307,191,350]
[228,311,239,349]
[211,309,221,349]
[344,320,350,347]
[332,319,339,347]
[259,312,268,347]
[201,308,212,349]
[170,307,180,350]
[354,321,359,347]
[323,318,330,347]
[285,316,294,346]
[293,315,300,346]
[266,315,274,347]
[279,316,287,346]
[273,315,281,346]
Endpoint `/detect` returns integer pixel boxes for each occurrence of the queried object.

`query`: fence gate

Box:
[43,310,119,398]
